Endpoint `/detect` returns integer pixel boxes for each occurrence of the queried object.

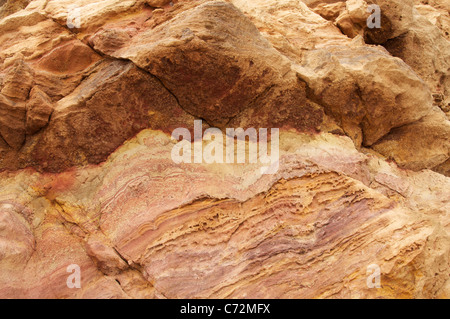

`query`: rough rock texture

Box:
[0,0,449,299]
[25,87,53,135]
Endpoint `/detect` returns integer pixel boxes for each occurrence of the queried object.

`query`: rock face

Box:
[0,0,449,299]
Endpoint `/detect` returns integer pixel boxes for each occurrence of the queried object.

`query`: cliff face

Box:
[0,0,449,299]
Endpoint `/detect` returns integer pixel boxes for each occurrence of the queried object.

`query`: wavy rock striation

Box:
[0,0,449,298]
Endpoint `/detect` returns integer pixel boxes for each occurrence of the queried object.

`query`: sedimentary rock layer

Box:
[0,0,448,299]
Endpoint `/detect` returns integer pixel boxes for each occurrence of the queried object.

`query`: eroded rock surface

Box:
[0,0,448,299]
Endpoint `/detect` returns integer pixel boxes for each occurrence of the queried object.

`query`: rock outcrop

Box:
[0,0,448,299]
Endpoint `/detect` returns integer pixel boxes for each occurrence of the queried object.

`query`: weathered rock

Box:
[0,203,35,272]
[383,13,450,103]
[415,2,450,41]
[85,234,128,275]
[358,0,450,112]
[0,130,449,298]
[90,29,132,56]
[1,58,33,100]
[295,44,433,147]
[0,0,30,19]
[0,12,71,66]
[434,158,450,177]
[44,0,148,32]
[231,0,349,59]
[335,0,370,39]
[311,1,347,21]
[110,1,293,127]
[25,87,53,135]
[0,0,449,300]
[28,60,194,172]
[146,0,172,8]
[373,109,450,172]
[35,40,101,74]
[0,93,26,150]
[364,0,415,40]
[235,0,449,171]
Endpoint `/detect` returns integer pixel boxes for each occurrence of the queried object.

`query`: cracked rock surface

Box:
[0,0,449,298]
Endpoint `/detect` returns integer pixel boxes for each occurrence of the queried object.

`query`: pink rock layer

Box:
[0,0,449,299]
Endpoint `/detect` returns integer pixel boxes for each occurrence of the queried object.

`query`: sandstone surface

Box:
[0,0,448,299]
